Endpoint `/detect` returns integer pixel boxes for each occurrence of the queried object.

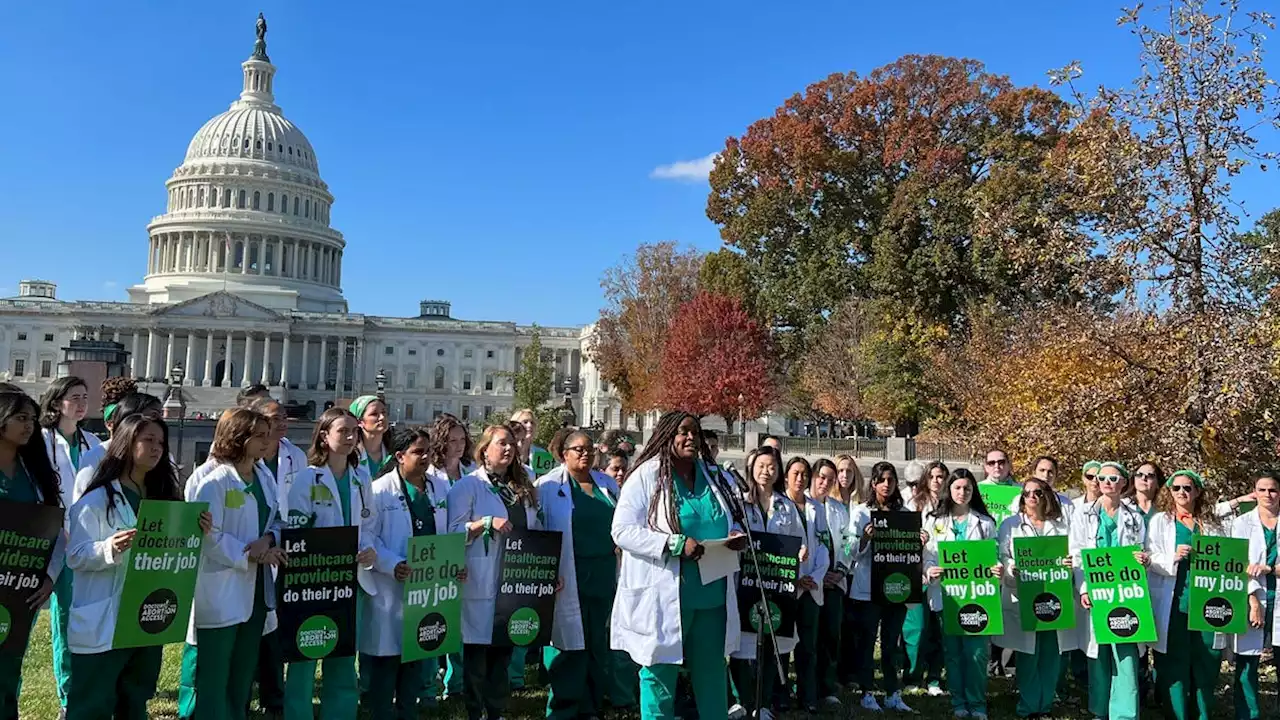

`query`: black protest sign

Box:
[493,528,561,647]
[737,530,802,637]
[871,511,923,605]
[278,526,359,663]
[0,500,61,654]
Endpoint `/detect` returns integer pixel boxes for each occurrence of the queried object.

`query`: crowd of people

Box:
[0,376,1276,720]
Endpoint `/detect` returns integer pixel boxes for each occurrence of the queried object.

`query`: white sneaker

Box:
[954,711,969,719]
[928,685,945,697]
[822,695,842,707]
[862,693,883,712]
[728,704,747,720]
[885,693,914,713]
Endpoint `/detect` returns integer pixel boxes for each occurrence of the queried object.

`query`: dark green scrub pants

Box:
[363,653,424,720]
[67,647,163,720]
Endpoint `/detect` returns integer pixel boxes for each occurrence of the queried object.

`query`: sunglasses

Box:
[1097,474,1123,485]
[985,458,1008,466]
[1134,472,1157,480]
[1022,489,1045,499]
[1084,473,1098,481]
[1170,484,1196,493]
[565,446,595,457]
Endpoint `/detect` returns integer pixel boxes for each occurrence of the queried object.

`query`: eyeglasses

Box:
[1084,473,1097,481]
[1134,472,1157,480]
[565,446,594,457]
[1170,484,1196,493]
[1023,489,1045,499]
[1097,474,1123,485]
[986,458,1008,466]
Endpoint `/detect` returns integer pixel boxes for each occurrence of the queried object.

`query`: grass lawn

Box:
[17,612,1277,718]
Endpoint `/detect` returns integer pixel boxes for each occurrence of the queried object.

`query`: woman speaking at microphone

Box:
[536,429,621,719]
[362,427,456,719]
[611,411,747,720]
[66,415,212,719]
[284,408,378,720]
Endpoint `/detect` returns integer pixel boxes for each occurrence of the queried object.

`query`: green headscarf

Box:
[1167,469,1205,489]
[103,403,120,424]
[1082,460,1102,474]
[1100,461,1129,479]
[349,395,380,421]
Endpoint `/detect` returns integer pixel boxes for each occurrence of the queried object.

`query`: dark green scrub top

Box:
[1097,507,1119,548]
[404,480,437,537]
[0,463,38,504]
[335,470,353,527]
[571,478,616,599]
[60,430,81,471]
[1263,526,1277,638]
[1173,519,1198,613]
[121,485,142,515]
[674,465,729,610]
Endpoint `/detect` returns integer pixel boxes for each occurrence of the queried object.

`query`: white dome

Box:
[184,105,319,175]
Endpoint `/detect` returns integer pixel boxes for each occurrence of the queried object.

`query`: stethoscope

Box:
[46,427,91,467]
[310,465,372,520]
[395,471,438,533]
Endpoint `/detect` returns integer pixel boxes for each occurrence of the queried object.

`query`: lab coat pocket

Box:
[615,586,657,635]
[68,595,115,652]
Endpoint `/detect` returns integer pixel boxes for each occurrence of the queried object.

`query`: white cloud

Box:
[650,152,718,182]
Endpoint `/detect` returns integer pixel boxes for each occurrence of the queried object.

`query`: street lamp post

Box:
[375,368,387,400]
[558,377,576,427]
[165,363,187,472]
[737,392,746,443]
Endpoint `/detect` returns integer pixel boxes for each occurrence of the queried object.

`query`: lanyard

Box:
[400,474,435,534]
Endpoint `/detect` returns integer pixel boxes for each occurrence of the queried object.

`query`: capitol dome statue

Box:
[129,14,347,312]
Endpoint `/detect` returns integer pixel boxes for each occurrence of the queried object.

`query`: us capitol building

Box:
[0,17,622,429]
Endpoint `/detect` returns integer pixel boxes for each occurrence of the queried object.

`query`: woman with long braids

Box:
[536,429,623,720]
[1232,471,1280,720]
[351,396,394,480]
[284,407,378,720]
[0,389,64,718]
[924,468,1000,720]
[362,426,458,719]
[447,424,549,720]
[178,408,286,720]
[848,461,921,713]
[611,411,746,720]
[903,461,948,696]
[66,415,212,718]
[39,375,101,713]
[998,477,1077,718]
[1147,470,1227,720]
[73,390,164,502]
[1069,461,1149,720]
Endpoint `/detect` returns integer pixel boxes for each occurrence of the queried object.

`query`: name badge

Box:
[225,489,246,509]
[311,484,335,502]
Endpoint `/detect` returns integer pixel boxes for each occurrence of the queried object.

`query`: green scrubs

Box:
[0,463,43,718]
[285,472,358,720]
[545,478,617,719]
[256,456,285,715]
[1233,525,1277,720]
[52,430,81,710]
[1016,628,1060,717]
[942,518,990,715]
[814,517,846,700]
[902,604,943,691]
[68,487,164,720]
[1087,508,1141,720]
[638,466,730,720]
[179,475,270,720]
[1156,520,1221,720]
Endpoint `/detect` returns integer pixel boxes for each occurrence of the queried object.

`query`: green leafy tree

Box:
[510,326,555,412]
[698,249,763,321]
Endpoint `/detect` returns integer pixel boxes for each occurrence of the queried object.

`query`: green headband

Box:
[103,403,119,423]
[1167,470,1205,489]
[1082,460,1102,474]
[349,395,380,420]
[1100,461,1129,479]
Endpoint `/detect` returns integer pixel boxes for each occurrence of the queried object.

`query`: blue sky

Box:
[1,1,1276,327]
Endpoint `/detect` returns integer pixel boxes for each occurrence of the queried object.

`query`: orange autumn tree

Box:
[660,291,774,432]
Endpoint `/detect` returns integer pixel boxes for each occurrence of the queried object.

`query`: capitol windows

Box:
[484,375,494,392]
[255,139,262,151]
[40,360,52,378]
[436,348,444,357]
[222,189,232,208]
[404,403,414,421]
[233,241,245,270]
[280,194,288,214]
[406,372,416,389]
[434,366,445,390]
[288,147,293,155]
[248,244,260,272]
[463,373,472,391]
[237,190,247,209]
[293,197,299,215]
[305,199,310,218]
[267,193,274,211]
[253,191,261,210]
[264,245,274,274]
[486,350,494,359]
[11,359,24,377]
[464,348,473,359]
[384,346,394,356]
[197,187,205,206]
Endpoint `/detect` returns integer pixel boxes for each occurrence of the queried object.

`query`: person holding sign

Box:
[352,396,394,481]
[848,462,923,713]
[178,407,286,720]
[808,458,851,708]
[446,424,547,720]
[923,468,999,720]
[777,458,829,713]
[1147,470,1227,720]
[66,415,212,719]
[0,388,66,718]
[1232,471,1280,720]
[1068,461,1149,720]
[73,390,165,503]
[997,477,1077,718]
[362,426,457,719]
[283,408,378,720]
[423,414,474,700]
[611,411,747,720]
[501,419,543,690]
[902,462,948,696]
[535,429,623,720]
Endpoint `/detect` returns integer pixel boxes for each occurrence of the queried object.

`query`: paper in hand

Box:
[697,538,740,584]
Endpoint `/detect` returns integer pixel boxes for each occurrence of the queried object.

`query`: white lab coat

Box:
[426,462,475,492]
[732,492,828,659]
[286,463,378,597]
[996,513,1079,655]
[535,465,620,652]
[43,427,102,520]
[1146,511,1228,654]
[809,492,851,593]
[185,462,281,637]
[446,467,544,645]
[65,481,137,654]
[74,440,180,504]
[923,510,997,612]
[267,437,308,517]
[1068,499,1148,658]
[610,457,742,666]
[360,468,451,657]
[1231,509,1280,654]
[847,504,918,602]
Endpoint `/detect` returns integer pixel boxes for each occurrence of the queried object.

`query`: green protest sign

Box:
[939,539,1003,636]
[1187,535,1248,634]
[978,484,1022,526]
[113,500,207,648]
[530,447,556,478]
[1082,545,1157,644]
[1013,535,1076,631]
[402,533,465,661]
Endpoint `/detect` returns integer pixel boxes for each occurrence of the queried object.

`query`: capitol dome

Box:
[130,15,347,313]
